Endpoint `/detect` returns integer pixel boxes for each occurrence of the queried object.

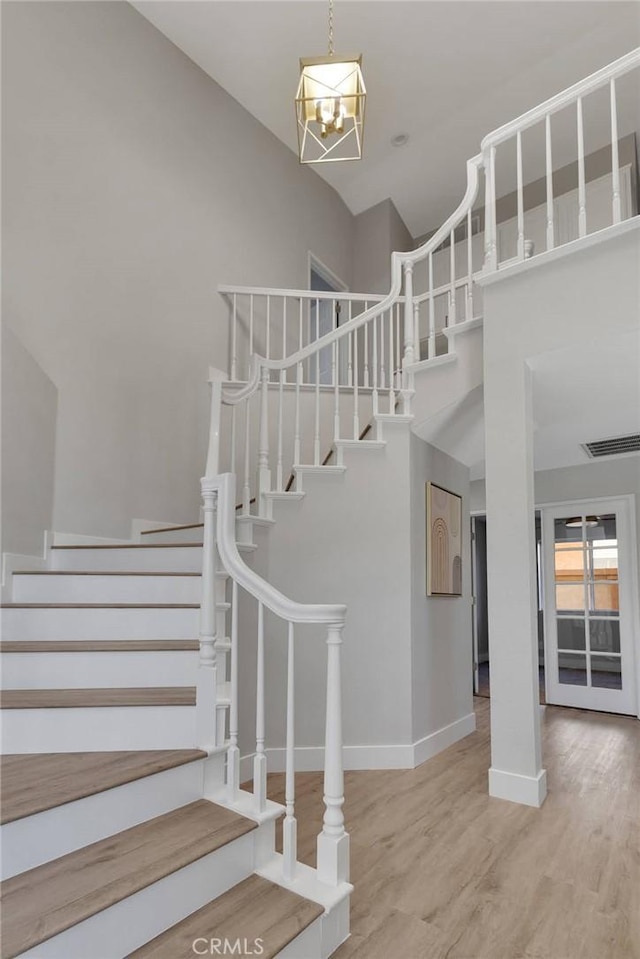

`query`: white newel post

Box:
[197,369,226,751]
[257,366,271,518]
[197,481,219,751]
[317,623,350,886]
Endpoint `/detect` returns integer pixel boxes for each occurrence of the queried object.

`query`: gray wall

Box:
[353,198,413,294]
[410,435,474,743]
[2,1,356,538]
[1,326,57,556]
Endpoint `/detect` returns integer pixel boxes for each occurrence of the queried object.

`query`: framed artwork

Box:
[426,482,462,596]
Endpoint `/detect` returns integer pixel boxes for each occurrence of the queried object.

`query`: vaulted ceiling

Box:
[133,1,640,236]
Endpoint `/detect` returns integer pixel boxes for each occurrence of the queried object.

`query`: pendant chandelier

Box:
[295,0,366,164]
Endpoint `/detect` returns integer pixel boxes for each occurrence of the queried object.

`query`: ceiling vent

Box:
[582,434,640,458]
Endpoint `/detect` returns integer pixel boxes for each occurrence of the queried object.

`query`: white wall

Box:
[2,1,355,538]
[353,198,413,295]
[1,326,57,556]
[409,435,474,744]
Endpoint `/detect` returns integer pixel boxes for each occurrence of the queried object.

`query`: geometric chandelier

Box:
[295,0,366,163]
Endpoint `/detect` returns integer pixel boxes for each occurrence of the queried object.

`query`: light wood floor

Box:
[267,699,640,959]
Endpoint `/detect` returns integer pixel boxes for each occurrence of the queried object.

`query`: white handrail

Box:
[220,155,482,404]
[206,472,346,626]
[219,285,391,303]
[482,47,640,149]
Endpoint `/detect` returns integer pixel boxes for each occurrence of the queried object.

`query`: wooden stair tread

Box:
[0,799,257,959]
[0,687,196,709]
[0,639,199,653]
[141,523,204,535]
[0,640,199,653]
[127,874,324,959]
[12,570,201,576]
[1,749,206,824]
[1,603,199,609]
[51,543,203,549]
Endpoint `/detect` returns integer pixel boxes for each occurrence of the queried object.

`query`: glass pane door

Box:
[542,500,637,715]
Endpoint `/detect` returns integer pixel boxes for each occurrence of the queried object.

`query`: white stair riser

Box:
[1,760,205,879]
[17,829,258,959]
[275,917,322,959]
[140,527,204,545]
[12,574,202,604]
[50,546,204,573]
[1,650,199,689]
[1,606,199,640]
[1,705,197,752]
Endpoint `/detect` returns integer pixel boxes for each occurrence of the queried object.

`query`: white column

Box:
[197,482,218,751]
[484,360,547,808]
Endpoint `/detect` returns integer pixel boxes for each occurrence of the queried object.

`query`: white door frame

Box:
[540,494,640,718]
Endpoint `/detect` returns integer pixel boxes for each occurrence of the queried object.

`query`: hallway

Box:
[267,698,639,959]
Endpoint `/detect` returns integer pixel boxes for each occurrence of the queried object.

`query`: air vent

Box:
[582,434,640,458]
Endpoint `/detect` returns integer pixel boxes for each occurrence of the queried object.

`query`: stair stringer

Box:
[410,319,484,433]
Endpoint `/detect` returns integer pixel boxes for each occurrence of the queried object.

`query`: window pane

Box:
[585,514,616,543]
[558,653,588,685]
[555,549,584,580]
[590,583,619,613]
[556,584,585,612]
[590,655,622,690]
[589,547,618,579]
[589,619,621,654]
[557,618,586,651]
[555,519,583,545]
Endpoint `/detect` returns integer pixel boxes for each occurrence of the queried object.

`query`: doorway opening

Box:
[471,513,545,700]
[309,255,347,385]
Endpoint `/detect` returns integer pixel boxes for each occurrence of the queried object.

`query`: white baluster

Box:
[484,146,498,270]
[610,78,621,224]
[282,621,297,881]
[516,130,525,259]
[363,317,370,389]
[231,293,238,381]
[353,326,359,440]
[230,404,237,477]
[347,305,353,387]
[449,229,457,327]
[372,313,379,417]
[276,371,284,492]
[395,302,401,382]
[249,294,254,371]
[388,306,396,413]
[266,295,271,360]
[227,579,240,802]
[316,623,349,886]
[428,253,436,360]
[379,313,386,391]
[466,207,474,321]
[545,114,555,251]
[253,602,267,813]
[314,345,321,466]
[333,341,340,441]
[197,481,218,750]
[413,300,421,362]
[257,367,271,517]
[242,396,251,515]
[402,262,415,369]
[577,97,587,238]
[294,361,301,466]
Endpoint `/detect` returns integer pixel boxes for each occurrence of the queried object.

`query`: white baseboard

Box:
[488,766,547,807]
[413,712,476,767]
[239,711,477,780]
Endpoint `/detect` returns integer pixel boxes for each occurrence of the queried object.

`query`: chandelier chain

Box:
[328,0,334,57]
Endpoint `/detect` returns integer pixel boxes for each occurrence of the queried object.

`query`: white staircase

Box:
[2,47,639,959]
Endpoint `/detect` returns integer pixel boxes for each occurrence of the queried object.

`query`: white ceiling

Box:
[132,1,640,236]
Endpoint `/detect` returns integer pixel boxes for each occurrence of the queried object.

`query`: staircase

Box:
[2,48,638,959]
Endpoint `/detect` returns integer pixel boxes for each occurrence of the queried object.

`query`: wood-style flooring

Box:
[266,698,640,959]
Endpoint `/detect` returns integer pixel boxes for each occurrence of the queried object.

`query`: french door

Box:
[541,498,638,716]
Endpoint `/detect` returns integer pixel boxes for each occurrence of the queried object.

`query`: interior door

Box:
[541,499,638,716]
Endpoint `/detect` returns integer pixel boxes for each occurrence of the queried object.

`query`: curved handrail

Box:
[221,154,482,405]
[482,47,640,150]
[205,472,346,626]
